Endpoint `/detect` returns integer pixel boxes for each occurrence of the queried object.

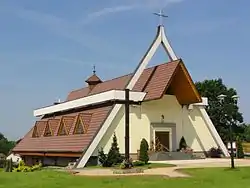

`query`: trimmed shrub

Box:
[179,136,187,150]
[139,138,149,164]
[132,160,145,167]
[98,133,123,167]
[5,160,10,172]
[98,148,106,165]
[208,147,222,158]
[107,133,123,165]
[236,137,244,158]
[9,159,13,172]
[98,148,111,167]
[0,159,6,168]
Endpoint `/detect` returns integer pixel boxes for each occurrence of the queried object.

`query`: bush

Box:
[98,148,107,165]
[139,138,149,164]
[12,160,42,172]
[236,137,244,158]
[120,158,133,169]
[179,136,187,150]
[0,159,6,168]
[98,133,123,167]
[208,147,222,158]
[132,160,145,167]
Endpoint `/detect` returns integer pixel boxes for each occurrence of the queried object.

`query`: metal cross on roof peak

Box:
[153,9,168,26]
[93,65,96,74]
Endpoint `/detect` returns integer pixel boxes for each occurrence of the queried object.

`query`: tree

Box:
[107,133,123,165]
[179,136,187,150]
[0,133,16,155]
[195,78,244,142]
[98,133,123,167]
[241,124,250,142]
[236,136,244,158]
[139,138,149,164]
[98,148,110,167]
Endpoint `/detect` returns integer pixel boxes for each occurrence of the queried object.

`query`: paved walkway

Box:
[74,159,250,178]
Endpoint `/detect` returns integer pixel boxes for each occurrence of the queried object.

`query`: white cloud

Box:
[86,5,137,20]
[85,0,185,22]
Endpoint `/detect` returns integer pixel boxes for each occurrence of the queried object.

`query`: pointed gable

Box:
[47,119,60,136]
[74,118,84,134]
[43,123,52,137]
[33,121,47,137]
[62,116,75,134]
[32,126,39,138]
[57,119,68,136]
[73,113,92,134]
[164,60,202,104]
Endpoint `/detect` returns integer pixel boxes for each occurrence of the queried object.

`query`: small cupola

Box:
[85,66,102,90]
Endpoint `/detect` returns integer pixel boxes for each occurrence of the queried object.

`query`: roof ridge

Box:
[69,61,176,94]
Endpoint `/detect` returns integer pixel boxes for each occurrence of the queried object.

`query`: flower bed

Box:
[113,167,144,174]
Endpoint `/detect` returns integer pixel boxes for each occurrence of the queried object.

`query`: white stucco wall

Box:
[93,95,220,155]
[182,105,218,151]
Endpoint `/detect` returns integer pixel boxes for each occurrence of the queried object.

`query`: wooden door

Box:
[155,131,170,151]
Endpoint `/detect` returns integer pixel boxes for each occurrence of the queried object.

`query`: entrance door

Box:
[155,131,170,152]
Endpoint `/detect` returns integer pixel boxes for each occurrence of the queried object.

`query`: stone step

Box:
[149,152,195,161]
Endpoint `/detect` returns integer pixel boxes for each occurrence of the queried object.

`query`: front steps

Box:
[149,152,205,161]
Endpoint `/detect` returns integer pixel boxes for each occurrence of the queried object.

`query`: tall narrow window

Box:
[44,124,52,137]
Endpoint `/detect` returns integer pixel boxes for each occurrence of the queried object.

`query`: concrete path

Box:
[150,158,250,168]
[74,158,250,178]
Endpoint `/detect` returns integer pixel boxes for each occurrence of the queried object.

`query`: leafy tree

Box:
[139,138,149,164]
[242,124,250,142]
[195,78,243,142]
[0,133,16,155]
[236,136,244,158]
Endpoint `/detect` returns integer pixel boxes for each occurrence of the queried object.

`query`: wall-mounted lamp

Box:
[161,115,165,123]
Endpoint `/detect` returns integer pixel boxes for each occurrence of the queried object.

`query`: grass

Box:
[1,167,250,188]
[85,163,175,169]
[145,163,175,168]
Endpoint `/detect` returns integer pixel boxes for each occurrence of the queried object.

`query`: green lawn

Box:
[1,167,250,188]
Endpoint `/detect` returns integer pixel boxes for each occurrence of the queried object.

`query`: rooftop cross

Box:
[153,9,168,26]
[93,65,96,74]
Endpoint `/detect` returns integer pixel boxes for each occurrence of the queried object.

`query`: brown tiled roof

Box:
[35,121,47,137]
[67,60,180,101]
[85,74,102,83]
[62,116,75,134]
[13,59,200,154]
[48,119,60,136]
[13,105,112,152]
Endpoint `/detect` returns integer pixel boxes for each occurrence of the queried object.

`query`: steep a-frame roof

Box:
[13,59,201,155]
[67,59,201,105]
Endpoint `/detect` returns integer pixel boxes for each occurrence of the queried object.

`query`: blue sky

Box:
[0,0,249,140]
